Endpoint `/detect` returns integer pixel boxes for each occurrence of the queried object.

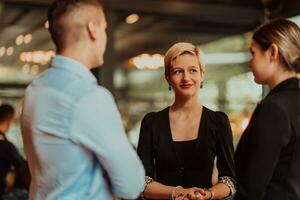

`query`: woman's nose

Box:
[182,71,190,80]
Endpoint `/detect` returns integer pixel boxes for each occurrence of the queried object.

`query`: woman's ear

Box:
[269,43,279,62]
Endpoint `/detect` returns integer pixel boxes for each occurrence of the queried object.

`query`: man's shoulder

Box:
[31,69,108,96]
[71,85,116,111]
[81,85,113,100]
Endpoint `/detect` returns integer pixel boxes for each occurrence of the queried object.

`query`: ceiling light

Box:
[22,64,30,74]
[126,14,139,24]
[6,46,14,56]
[131,53,164,70]
[31,64,39,75]
[24,34,32,44]
[16,35,24,45]
[44,20,49,29]
[0,46,5,56]
[19,50,55,64]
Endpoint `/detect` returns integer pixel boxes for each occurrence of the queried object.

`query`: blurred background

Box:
[0,0,300,154]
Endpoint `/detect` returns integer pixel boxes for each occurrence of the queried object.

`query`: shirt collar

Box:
[267,77,299,97]
[51,55,97,84]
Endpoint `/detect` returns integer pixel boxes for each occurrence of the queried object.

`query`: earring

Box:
[200,82,203,88]
[169,84,172,91]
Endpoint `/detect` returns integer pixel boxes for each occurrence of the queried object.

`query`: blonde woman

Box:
[137,42,236,200]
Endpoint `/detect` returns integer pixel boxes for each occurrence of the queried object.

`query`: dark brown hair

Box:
[253,18,300,72]
[0,104,15,123]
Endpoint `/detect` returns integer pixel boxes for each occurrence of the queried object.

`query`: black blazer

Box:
[137,106,235,188]
[235,77,300,200]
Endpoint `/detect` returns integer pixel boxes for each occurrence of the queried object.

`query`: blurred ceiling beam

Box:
[2,0,52,7]
[0,83,28,89]
[111,0,264,27]
[3,0,300,21]
[261,0,300,18]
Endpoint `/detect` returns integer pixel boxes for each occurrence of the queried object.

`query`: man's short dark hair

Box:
[0,104,15,123]
[48,0,103,52]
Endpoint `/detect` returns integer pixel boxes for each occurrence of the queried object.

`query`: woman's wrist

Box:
[218,176,236,198]
[141,176,154,199]
[171,186,183,200]
[204,188,214,200]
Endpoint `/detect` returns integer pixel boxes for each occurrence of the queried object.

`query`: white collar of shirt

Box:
[51,55,98,84]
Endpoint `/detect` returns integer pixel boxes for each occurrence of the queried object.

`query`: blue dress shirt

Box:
[21,56,145,200]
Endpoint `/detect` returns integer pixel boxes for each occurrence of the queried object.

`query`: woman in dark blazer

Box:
[137,42,236,200]
[234,18,300,200]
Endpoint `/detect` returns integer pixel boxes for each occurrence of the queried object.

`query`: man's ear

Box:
[269,43,279,62]
[87,20,97,40]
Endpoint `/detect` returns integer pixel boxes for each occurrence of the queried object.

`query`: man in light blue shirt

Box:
[21,1,145,199]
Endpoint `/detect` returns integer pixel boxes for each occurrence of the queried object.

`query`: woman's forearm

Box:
[209,182,231,199]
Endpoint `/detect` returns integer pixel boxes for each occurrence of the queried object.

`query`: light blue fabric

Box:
[21,55,145,200]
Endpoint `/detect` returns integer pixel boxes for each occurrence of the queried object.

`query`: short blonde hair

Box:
[164,42,205,78]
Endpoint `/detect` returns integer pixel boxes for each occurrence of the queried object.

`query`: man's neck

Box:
[58,49,94,70]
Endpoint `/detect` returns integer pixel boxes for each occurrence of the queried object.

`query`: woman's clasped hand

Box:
[173,187,213,200]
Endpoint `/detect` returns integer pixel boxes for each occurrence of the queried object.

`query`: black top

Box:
[234,77,300,200]
[173,139,198,187]
[137,106,235,188]
[0,132,29,195]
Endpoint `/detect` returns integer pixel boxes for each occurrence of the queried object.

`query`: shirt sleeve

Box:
[137,113,155,178]
[72,87,145,199]
[234,102,291,200]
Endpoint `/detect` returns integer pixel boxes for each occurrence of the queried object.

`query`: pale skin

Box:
[142,54,231,200]
[249,41,297,89]
[58,4,107,70]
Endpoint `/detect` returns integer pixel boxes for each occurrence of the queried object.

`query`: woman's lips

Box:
[180,83,193,88]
